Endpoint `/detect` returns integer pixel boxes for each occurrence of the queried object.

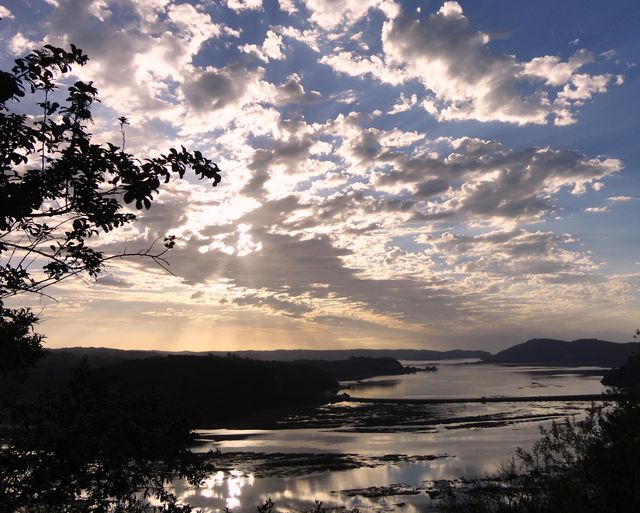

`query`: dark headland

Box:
[3,338,639,427]
[483,338,640,367]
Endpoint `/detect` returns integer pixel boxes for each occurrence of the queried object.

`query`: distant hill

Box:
[484,339,640,367]
[295,356,427,380]
[235,348,490,361]
[50,346,490,361]
[93,355,339,424]
[0,346,464,407]
[0,351,431,425]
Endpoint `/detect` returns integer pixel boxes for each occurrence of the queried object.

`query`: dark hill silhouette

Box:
[1,352,432,425]
[92,355,338,424]
[0,346,480,403]
[485,338,640,367]
[601,353,640,388]
[50,346,490,361]
[218,348,489,361]
[295,356,424,380]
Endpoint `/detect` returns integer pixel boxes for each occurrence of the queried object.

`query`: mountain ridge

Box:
[484,338,640,367]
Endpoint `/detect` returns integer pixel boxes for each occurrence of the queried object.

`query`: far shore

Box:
[344,393,606,404]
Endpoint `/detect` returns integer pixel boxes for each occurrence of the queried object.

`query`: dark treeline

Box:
[46,346,490,361]
[602,353,640,388]
[0,353,425,426]
[295,356,428,380]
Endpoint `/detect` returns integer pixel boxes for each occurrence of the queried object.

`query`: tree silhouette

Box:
[0,45,221,511]
[0,44,221,373]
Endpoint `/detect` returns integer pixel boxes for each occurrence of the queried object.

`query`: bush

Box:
[440,392,640,513]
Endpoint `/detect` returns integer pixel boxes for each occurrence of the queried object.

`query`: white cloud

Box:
[9,32,37,55]
[240,30,285,62]
[7,0,633,348]
[317,2,619,125]
[558,73,610,102]
[388,92,417,114]
[272,73,322,104]
[279,0,298,14]
[44,0,223,122]
[226,0,262,11]
[320,51,407,86]
[0,4,14,19]
[300,0,398,30]
[584,206,609,213]
[279,26,321,52]
[609,196,635,202]
[521,49,593,86]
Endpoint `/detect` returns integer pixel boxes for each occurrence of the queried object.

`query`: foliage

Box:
[0,307,44,374]
[0,365,213,512]
[601,352,640,388]
[440,392,640,513]
[0,45,222,512]
[0,44,221,372]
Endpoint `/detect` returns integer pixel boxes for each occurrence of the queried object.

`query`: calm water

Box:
[340,360,607,399]
[175,362,607,512]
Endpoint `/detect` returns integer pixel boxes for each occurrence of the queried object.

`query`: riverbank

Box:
[344,393,605,404]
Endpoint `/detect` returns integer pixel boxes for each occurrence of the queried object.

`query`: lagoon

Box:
[177,361,608,512]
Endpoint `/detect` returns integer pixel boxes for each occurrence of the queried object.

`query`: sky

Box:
[1,0,638,352]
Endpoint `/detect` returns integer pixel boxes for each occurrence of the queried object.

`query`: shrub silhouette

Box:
[0,44,220,511]
[441,392,640,513]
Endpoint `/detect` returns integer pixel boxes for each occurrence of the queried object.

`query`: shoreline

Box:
[344,393,605,404]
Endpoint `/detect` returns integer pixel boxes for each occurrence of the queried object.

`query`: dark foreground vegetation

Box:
[601,353,640,388]
[1,351,431,425]
[0,367,213,512]
[0,43,222,512]
[294,356,434,380]
[439,392,640,513]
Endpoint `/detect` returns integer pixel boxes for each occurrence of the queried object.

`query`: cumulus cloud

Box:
[521,49,593,86]
[273,74,322,104]
[320,51,408,86]
[182,65,261,111]
[372,137,622,222]
[279,25,321,52]
[94,275,134,288]
[44,0,223,119]
[381,2,614,124]
[388,92,418,114]
[226,0,263,11]
[319,1,619,125]
[9,32,37,55]
[240,30,286,62]
[300,0,397,29]
[0,4,14,19]
[421,229,597,277]
[7,0,633,348]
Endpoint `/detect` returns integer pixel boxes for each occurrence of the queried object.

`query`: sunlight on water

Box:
[180,362,606,512]
[339,361,607,399]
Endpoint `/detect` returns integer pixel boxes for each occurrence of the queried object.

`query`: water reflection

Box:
[183,422,548,512]
[180,362,603,512]
[339,362,606,399]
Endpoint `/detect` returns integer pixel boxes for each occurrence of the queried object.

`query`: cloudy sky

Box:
[1,0,638,352]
